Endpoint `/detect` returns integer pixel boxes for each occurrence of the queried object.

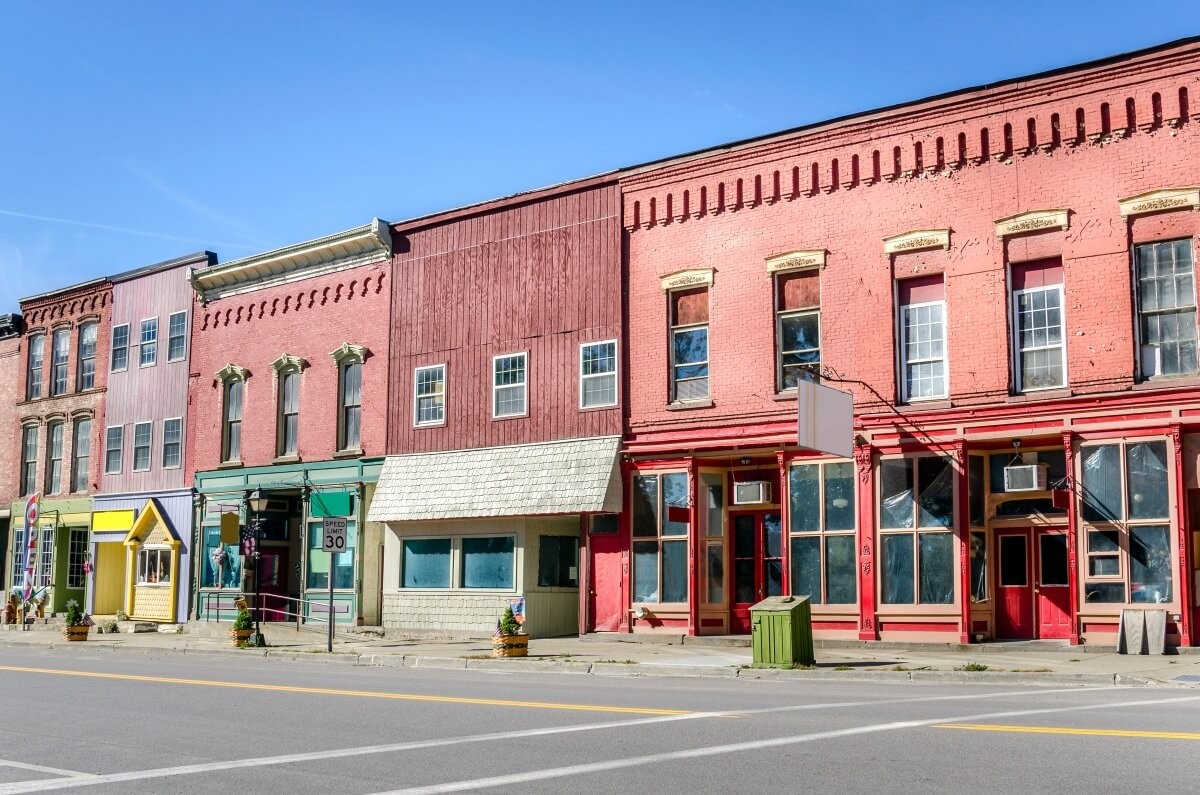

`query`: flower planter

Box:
[63,625,89,642]
[229,628,253,647]
[492,633,529,657]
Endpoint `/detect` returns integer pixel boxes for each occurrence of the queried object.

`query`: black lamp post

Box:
[247,488,270,647]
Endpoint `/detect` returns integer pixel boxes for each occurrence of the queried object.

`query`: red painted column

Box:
[1062,430,1081,646]
[619,458,633,633]
[777,450,789,594]
[687,456,700,636]
[855,442,877,640]
[1170,424,1193,647]
[954,440,971,644]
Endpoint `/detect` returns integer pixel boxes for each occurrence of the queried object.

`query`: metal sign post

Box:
[321,517,347,653]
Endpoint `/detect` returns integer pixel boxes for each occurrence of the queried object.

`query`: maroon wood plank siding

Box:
[388,182,623,453]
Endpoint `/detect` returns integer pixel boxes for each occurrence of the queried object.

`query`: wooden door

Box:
[996,529,1033,639]
[1035,530,1071,639]
[730,511,784,634]
[259,548,289,622]
[93,542,125,615]
[588,531,624,632]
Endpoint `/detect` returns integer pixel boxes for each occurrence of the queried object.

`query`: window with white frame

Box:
[139,318,158,367]
[26,333,44,400]
[72,418,90,492]
[897,276,946,401]
[399,534,516,590]
[277,370,300,456]
[1135,239,1197,378]
[414,364,445,426]
[222,379,243,463]
[132,422,152,472]
[1080,441,1173,605]
[878,456,955,605]
[167,311,187,362]
[580,341,617,408]
[1011,259,1065,392]
[670,287,709,401]
[37,526,54,587]
[51,328,69,396]
[789,461,857,604]
[631,472,689,603]
[339,360,363,449]
[67,528,88,588]
[137,547,172,585]
[776,270,820,389]
[105,425,123,474]
[45,421,64,494]
[77,322,97,390]
[21,425,38,496]
[110,324,129,372]
[9,528,24,588]
[493,353,526,418]
[162,418,182,469]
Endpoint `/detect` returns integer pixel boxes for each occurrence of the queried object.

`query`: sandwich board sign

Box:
[796,379,854,459]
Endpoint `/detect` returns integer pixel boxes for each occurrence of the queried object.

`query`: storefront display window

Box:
[789,461,856,605]
[879,456,955,605]
[632,472,689,603]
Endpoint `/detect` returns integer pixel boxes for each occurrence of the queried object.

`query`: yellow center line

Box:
[0,665,689,716]
[936,723,1200,740]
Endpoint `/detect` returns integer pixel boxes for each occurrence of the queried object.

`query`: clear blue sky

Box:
[1,2,1197,311]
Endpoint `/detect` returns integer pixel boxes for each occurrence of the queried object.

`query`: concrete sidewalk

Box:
[3,623,1199,687]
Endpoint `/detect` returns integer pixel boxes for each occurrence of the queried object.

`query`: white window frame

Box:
[776,308,821,391]
[136,546,173,586]
[139,317,158,368]
[276,368,301,457]
[50,328,70,396]
[162,417,183,470]
[132,421,152,472]
[579,340,618,410]
[110,324,129,373]
[166,311,187,362]
[71,418,91,493]
[20,424,38,496]
[76,321,98,391]
[337,358,364,450]
[105,425,123,474]
[1011,283,1067,393]
[222,378,244,463]
[37,525,54,587]
[1133,238,1198,380]
[45,420,64,495]
[413,363,447,427]
[492,352,528,419]
[897,298,948,402]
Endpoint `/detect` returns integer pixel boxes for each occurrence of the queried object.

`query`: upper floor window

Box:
[222,379,244,463]
[77,322,97,391]
[72,418,91,492]
[330,343,367,451]
[21,425,38,496]
[105,425,123,474]
[26,334,44,400]
[580,341,617,409]
[277,370,300,457]
[133,422,152,472]
[670,287,709,402]
[162,417,182,469]
[1135,239,1197,379]
[111,324,129,372]
[1011,259,1065,392]
[493,353,527,418]
[897,275,946,401]
[139,318,158,367]
[878,455,955,605]
[414,364,445,427]
[45,421,64,494]
[51,329,69,396]
[167,311,187,362]
[776,270,820,390]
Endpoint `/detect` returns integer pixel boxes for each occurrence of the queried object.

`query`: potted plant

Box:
[229,608,253,647]
[62,599,90,641]
[491,605,528,657]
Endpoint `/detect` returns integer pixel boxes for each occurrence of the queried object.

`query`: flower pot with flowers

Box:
[491,605,528,657]
[229,608,254,647]
[62,599,91,641]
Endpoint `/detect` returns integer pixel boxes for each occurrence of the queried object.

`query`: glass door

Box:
[730,511,784,633]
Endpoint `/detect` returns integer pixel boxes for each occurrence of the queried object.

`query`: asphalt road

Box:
[0,646,1197,794]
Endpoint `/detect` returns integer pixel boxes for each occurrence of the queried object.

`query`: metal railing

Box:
[199,591,334,633]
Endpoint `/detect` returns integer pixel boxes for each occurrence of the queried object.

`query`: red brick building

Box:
[596,38,1200,647]
[0,313,24,594]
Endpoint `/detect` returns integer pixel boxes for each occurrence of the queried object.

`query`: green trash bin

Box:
[750,595,814,668]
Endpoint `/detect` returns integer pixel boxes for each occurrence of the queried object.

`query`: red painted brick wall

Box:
[0,329,22,505]
[622,43,1200,446]
[185,262,390,480]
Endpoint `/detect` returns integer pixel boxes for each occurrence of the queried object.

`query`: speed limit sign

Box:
[322,517,347,552]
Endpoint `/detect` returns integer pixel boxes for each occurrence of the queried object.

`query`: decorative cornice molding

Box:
[215,363,250,383]
[994,209,1069,237]
[1118,187,1200,217]
[329,342,368,363]
[659,268,714,291]
[883,229,951,255]
[270,353,308,373]
[765,250,826,274]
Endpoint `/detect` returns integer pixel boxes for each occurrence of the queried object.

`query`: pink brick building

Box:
[591,38,1200,647]
[0,313,23,595]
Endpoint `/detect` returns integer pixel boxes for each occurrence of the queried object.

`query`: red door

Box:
[730,511,784,634]
[588,531,624,632]
[1035,530,1071,639]
[996,529,1033,639]
[259,548,289,622]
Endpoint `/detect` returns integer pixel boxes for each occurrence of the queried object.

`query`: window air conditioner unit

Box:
[733,481,772,505]
[1003,464,1048,492]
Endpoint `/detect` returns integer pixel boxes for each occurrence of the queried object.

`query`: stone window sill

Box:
[666,399,714,411]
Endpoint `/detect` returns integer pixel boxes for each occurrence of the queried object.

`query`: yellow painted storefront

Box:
[123,501,180,622]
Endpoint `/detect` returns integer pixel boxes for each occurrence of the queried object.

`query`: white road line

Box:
[380,694,1200,794]
[0,763,93,779]
[0,684,1161,794]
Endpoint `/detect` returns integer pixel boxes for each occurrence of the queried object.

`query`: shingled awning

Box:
[367,436,622,522]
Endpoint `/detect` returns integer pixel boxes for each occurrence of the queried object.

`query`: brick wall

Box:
[0,331,22,505]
